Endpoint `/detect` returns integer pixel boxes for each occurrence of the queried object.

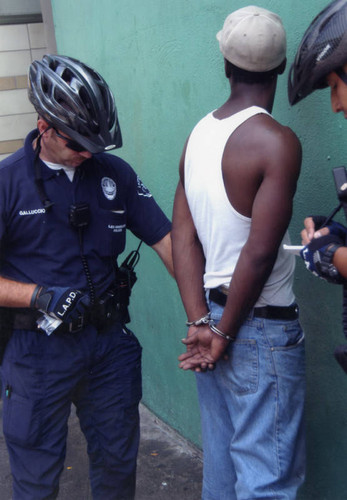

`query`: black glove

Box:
[311,215,329,230]
[300,234,345,284]
[31,285,90,323]
[311,215,347,240]
[326,220,347,240]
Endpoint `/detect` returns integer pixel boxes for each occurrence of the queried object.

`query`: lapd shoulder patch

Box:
[136,176,152,198]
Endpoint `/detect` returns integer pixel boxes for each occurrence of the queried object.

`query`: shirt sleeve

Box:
[125,168,172,246]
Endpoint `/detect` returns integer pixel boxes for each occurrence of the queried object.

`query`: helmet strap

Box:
[34,128,55,211]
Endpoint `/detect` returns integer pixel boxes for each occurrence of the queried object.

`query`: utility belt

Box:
[1,242,141,340]
[209,287,299,321]
[12,288,128,335]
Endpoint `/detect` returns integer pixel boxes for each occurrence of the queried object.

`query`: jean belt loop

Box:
[247,308,255,320]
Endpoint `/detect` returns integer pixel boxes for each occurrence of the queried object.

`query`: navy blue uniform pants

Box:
[0,322,142,500]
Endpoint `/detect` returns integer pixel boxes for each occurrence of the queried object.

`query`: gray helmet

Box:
[288,0,347,105]
[28,54,122,153]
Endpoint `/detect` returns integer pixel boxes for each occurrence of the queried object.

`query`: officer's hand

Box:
[301,216,347,244]
[300,234,345,284]
[326,220,347,240]
[31,286,90,323]
[301,216,329,244]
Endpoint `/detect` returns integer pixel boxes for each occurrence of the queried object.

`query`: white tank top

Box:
[184,106,295,307]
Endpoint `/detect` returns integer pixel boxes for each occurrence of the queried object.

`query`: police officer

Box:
[288,0,347,282]
[0,55,173,499]
[288,0,347,373]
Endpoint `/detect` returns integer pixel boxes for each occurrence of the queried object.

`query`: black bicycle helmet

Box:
[288,0,347,105]
[28,54,122,153]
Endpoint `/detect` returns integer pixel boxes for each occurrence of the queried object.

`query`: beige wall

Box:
[0,22,47,161]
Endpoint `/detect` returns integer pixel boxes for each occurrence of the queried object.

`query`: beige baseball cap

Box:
[216,5,286,72]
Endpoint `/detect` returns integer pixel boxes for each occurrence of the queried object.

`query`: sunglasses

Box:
[54,129,87,152]
[335,67,347,86]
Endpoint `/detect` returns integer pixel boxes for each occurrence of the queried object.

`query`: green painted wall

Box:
[51,1,347,498]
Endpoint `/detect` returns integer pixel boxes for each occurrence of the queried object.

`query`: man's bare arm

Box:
[333,246,347,278]
[218,127,301,336]
[172,142,230,369]
[172,181,208,320]
[0,276,36,307]
[172,180,225,371]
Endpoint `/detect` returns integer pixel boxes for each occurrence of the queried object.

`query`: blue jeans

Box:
[1,323,142,500]
[196,297,306,500]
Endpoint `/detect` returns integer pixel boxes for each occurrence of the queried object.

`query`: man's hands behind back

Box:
[179,324,229,371]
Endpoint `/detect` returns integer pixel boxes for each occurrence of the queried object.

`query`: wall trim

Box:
[0,14,42,25]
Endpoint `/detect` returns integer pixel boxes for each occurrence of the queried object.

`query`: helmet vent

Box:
[61,68,73,83]
[288,0,347,105]
[41,75,50,94]
[79,86,93,111]
[28,54,121,152]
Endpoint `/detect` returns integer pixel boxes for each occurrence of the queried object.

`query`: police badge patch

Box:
[136,176,152,198]
[101,177,117,200]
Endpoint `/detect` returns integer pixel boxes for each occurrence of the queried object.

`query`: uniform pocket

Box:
[3,389,41,447]
[95,211,127,256]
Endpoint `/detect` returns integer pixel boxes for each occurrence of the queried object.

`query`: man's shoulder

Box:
[257,116,301,158]
[232,113,301,153]
[243,110,294,133]
[223,113,301,180]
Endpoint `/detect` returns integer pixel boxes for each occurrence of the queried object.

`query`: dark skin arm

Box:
[172,180,207,321]
[172,139,223,370]
[172,180,226,370]
[174,114,302,370]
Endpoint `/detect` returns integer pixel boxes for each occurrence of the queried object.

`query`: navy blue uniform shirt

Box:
[0,130,171,296]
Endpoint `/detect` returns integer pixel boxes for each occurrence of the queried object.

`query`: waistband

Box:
[12,299,127,334]
[13,311,87,334]
[209,287,299,321]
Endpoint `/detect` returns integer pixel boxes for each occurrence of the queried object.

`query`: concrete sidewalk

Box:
[0,402,203,499]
